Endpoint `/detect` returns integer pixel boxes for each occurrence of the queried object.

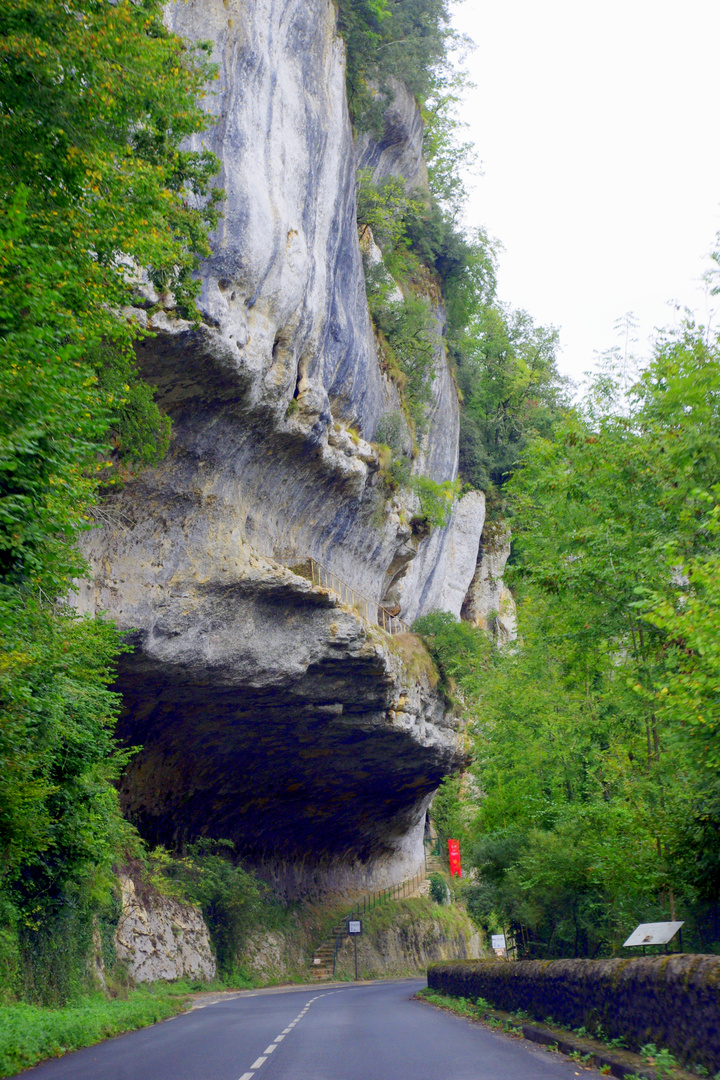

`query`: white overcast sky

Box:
[451,0,720,382]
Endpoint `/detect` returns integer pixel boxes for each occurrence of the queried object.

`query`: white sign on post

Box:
[623,921,684,947]
[348,920,362,935]
[491,934,506,951]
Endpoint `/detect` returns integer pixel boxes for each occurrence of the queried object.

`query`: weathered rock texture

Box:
[462,522,517,644]
[238,899,481,982]
[76,0,484,896]
[334,901,481,979]
[114,874,216,983]
[356,77,429,193]
[429,956,720,1075]
[109,568,464,896]
[400,491,486,626]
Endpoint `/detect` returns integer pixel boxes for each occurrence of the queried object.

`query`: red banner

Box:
[448,838,462,877]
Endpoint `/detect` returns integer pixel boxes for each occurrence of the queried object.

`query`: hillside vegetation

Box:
[0,0,222,1004]
[418,317,720,958]
[3,0,717,1022]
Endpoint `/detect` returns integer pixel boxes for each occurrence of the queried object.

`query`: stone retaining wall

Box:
[115,874,216,984]
[428,956,720,1074]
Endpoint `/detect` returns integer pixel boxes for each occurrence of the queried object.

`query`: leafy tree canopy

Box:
[417,314,720,957]
[338,0,458,131]
[0,0,221,588]
[0,0,222,1002]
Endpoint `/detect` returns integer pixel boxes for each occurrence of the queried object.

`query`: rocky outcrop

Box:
[106,563,464,896]
[399,491,486,626]
[114,874,216,983]
[462,523,517,644]
[333,900,482,979]
[75,0,484,896]
[238,899,482,983]
[356,76,429,193]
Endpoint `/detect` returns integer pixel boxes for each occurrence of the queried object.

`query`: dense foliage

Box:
[0,0,222,1003]
[351,18,568,508]
[338,0,455,133]
[418,319,720,957]
[0,0,221,585]
[147,841,267,981]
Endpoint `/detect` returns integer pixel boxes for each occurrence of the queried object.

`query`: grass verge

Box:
[416,988,712,1080]
[0,982,196,1078]
[333,898,478,980]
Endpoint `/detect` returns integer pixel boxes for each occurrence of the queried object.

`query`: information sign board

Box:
[348,920,362,935]
[623,921,684,947]
[491,934,506,951]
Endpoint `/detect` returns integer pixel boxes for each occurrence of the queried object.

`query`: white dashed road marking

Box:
[237,991,342,1079]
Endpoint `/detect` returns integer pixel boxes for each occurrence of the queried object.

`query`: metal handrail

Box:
[331,867,427,976]
[278,554,410,635]
[309,864,427,975]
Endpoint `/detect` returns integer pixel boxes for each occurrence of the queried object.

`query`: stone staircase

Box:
[425,851,443,874]
[309,866,427,980]
[309,916,350,980]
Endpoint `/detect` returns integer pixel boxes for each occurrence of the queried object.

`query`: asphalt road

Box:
[22,979,602,1080]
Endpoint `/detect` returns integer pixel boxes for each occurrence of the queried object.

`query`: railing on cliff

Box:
[310,864,427,977]
[348,866,427,917]
[276,555,410,636]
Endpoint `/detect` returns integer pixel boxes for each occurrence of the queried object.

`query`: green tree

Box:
[338,0,456,131]
[0,0,221,1000]
[417,320,720,956]
[457,305,569,492]
[0,0,221,587]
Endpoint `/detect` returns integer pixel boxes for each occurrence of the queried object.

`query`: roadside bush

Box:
[429,873,448,904]
[147,841,267,980]
[0,983,189,1077]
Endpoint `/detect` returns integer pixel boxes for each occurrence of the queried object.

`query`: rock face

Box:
[356,76,429,192]
[333,903,482,979]
[462,523,518,645]
[114,875,216,983]
[238,901,482,982]
[399,491,486,626]
[108,564,464,897]
[75,0,485,896]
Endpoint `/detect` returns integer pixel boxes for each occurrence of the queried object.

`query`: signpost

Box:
[491,933,506,957]
[347,919,362,981]
[623,921,684,955]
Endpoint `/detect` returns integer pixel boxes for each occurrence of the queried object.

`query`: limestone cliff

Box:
[75,0,488,897]
[239,898,482,983]
[462,523,518,646]
[114,875,216,983]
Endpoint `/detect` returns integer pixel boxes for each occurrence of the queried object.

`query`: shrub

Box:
[147,841,267,980]
[429,873,448,904]
[375,411,410,457]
